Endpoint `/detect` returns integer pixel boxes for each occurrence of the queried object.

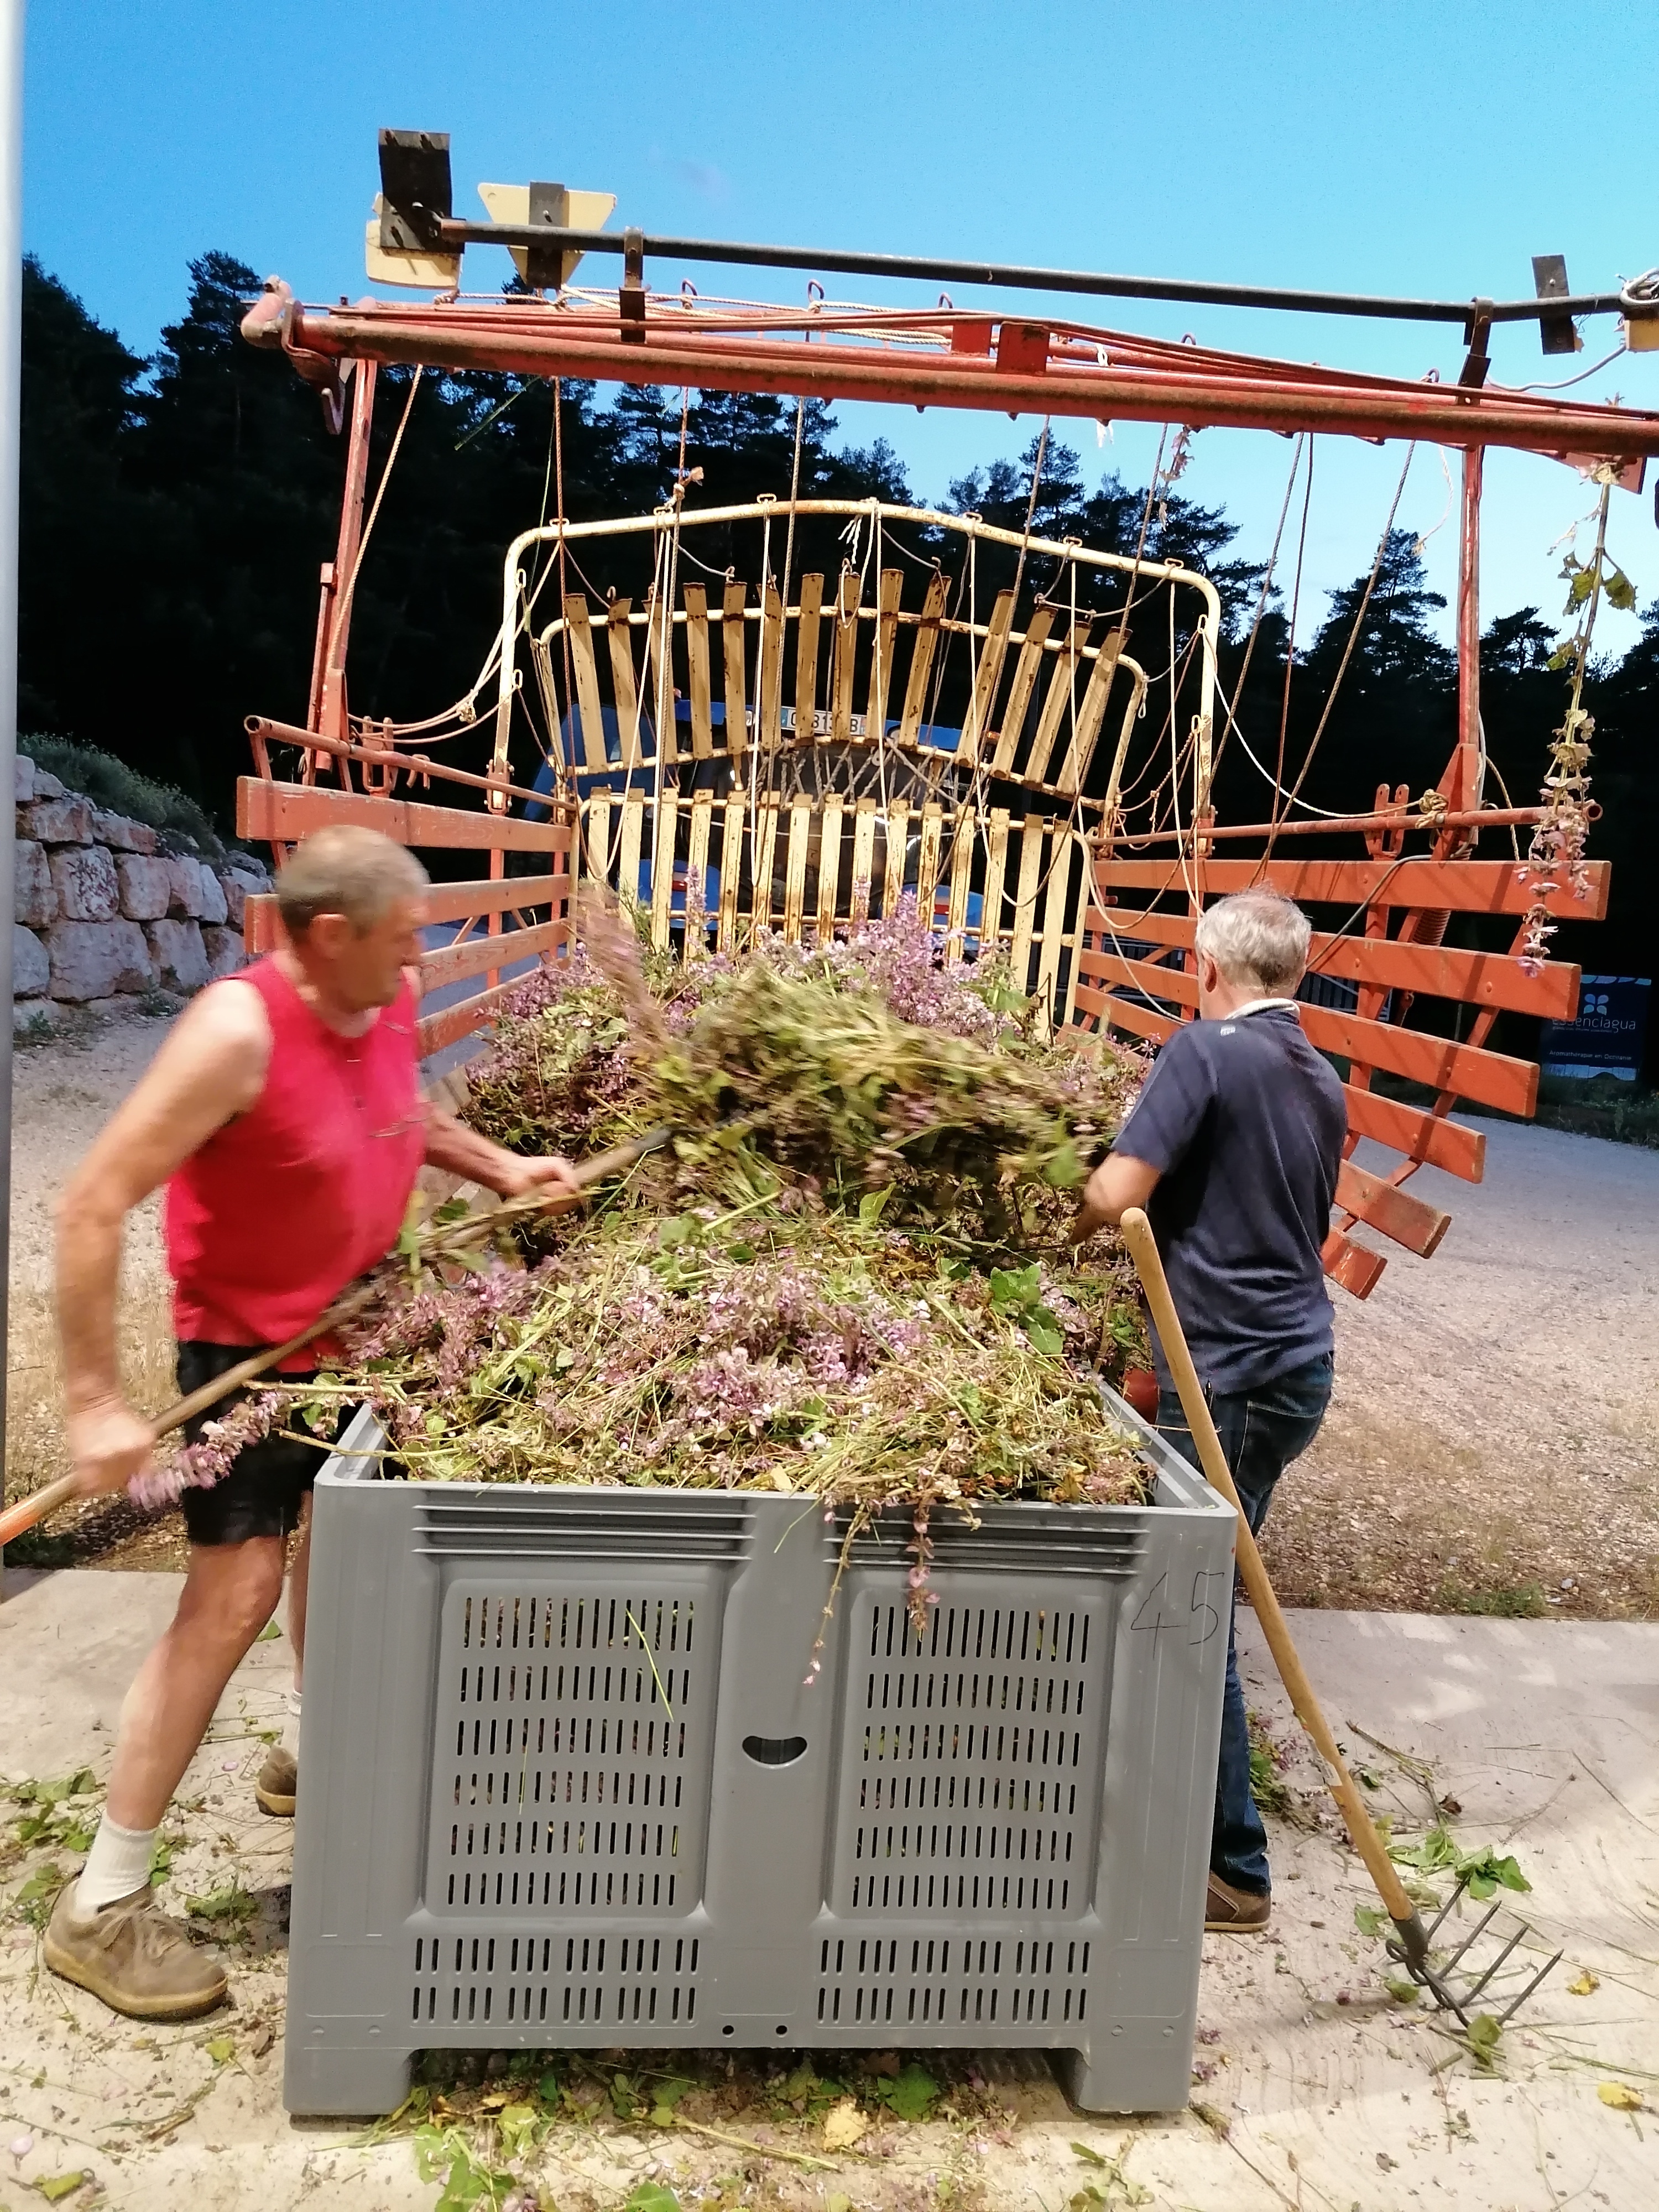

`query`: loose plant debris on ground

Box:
[155,903,1154,1597]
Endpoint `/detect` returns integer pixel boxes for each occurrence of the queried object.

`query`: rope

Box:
[332,365,424,647]
[1260,441,1418,867]
[1266,437,1315,853]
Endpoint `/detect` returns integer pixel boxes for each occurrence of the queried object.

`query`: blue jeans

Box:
[1157,1352,1333,1895]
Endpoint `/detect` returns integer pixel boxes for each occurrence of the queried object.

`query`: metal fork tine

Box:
[1496,1948,1564,2027]
[1437,1899,1506,1975]
[1458,1922,1527,2001]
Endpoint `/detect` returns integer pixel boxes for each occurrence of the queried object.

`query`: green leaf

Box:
[623,2187,684,2212]
[1071,2140,1111,2166]
[36,2176,88,2203]
[989,1264,1041,1313]
[1043,1138,1084,1189]
[205,2036,234,2064]
[1024,1313,1065,1358]
[1354,1903,1386,1939]
[1384,1976,1421,2005]
[256,1620,282,1641]
[657,1215,695,1249]
[858,1186,894,1228]
[874,2061,938,2121]
[432,1197,472,1225]
[1465,2012,1503,2069]
[1603,564,1637,612]
[1546,643,1576,670]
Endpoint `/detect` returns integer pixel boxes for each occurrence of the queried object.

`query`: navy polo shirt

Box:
[1113,1005,1347,1396]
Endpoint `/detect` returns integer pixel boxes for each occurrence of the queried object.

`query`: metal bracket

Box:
[620,227,646,345]
[525,181,570,291]
[1458,300,1493,388]
[377,129,452,253]
[1532,254,1579,357]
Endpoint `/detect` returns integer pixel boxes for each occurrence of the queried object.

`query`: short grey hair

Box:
[275,826,429,938]
[1193,888,1311,993]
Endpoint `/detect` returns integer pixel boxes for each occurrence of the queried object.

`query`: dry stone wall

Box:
[12,754,270,1030]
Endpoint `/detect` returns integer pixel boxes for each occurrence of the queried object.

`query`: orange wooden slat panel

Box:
[1095,855,1609,921]
[1086,901,1579,1020]
[238,779,575,853]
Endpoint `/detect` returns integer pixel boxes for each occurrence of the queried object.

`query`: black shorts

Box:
[176,1342,342,1548]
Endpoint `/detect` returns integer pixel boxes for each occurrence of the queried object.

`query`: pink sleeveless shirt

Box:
[163,957,425,1360]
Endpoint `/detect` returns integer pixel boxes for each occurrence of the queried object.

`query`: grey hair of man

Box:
[274,825,430,939]
[1192,888,1312,995]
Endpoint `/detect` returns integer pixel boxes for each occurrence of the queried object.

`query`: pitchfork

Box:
[1119,1207,1560,2028]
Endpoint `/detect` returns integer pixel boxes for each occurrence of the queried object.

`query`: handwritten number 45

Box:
[1130,1570,1225,1646]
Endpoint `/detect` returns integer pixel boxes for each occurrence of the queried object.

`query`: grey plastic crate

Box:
[284,1392,1233,2117]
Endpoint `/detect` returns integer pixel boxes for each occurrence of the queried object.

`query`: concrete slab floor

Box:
[0,1571,1655,2211]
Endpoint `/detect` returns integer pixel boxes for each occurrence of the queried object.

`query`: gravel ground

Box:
[6,1013,1657,1618]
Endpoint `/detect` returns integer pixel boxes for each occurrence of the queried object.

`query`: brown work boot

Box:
[1206,1873,1271,1932]
[44,1881,228,2020]
[255,1746,297,1818]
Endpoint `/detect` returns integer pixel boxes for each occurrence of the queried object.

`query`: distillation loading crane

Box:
[238,129,1659,1296]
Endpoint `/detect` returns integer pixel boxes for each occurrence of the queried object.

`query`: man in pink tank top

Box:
[43,826,579,2021]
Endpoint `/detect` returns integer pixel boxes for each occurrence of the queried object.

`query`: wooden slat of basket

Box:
[606,598,644,773]
[722,581,748,759]
[850,799,878,925]
[916,802,945,915]
[982,805,1011,950]
[816,794,844,939]
[990,607,1057,774]
[961,589,1015,765]
[795,573,825,742]
[563,594,607,771]
[830,570,862,744]
[618,792,645,907]
[644,588,675,767]
[1034,827,1074,1027]
[650,792,679,950]
[1054,634,1123,798]
[760,578,785,753]
[583,794,611,894]
[685,583,714,760]
[1009,812,1046,989]
[881,799,910,916]
[782,799,812,940]
[898,570,948,748]
[753,797,781,930]
[686,791,714,951]
[943,807,976,962]
[717,792,744,952]
[867,567,902,738]
[1027,618,1091,786]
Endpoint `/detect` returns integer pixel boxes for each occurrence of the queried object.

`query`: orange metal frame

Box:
[237,281,1642,1295]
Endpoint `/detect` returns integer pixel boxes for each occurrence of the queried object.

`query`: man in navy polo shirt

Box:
[1073,886,1346,1933]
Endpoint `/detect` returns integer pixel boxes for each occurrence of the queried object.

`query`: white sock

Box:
[281,1684,302,1758]
[76,1814,158,1914]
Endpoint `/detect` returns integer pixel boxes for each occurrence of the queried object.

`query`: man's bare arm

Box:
[422,1108,582,1202]
[56,983,271,1494]
[1073,1153,1162,1244]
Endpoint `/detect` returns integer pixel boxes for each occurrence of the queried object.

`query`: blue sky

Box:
[23,0,1659,653]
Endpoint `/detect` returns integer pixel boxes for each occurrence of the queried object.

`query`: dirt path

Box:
[1265,1124,1659,1618]
[6,1019,1657,1616]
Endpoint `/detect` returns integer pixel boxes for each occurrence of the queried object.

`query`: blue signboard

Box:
[1540,975,1651,1081]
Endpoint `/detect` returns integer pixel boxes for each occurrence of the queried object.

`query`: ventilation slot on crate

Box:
[830,1592,1110,1918]
[411,1932,700,2030]
[426,1585,719,1917]
[416,1496,752,1563]
[814,1932,1090,2033]
[832,1505,1144,1579]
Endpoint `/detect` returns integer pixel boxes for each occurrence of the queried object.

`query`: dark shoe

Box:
[255,1745,297,1817]
[44,1882,228,2020]
[1206,1873,1271,1932]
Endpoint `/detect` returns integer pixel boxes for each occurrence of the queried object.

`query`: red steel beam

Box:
[273,301,1659,461]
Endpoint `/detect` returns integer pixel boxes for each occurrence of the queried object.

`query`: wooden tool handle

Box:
[0,1129,668,1553]
[1120,1206,1419,1928]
